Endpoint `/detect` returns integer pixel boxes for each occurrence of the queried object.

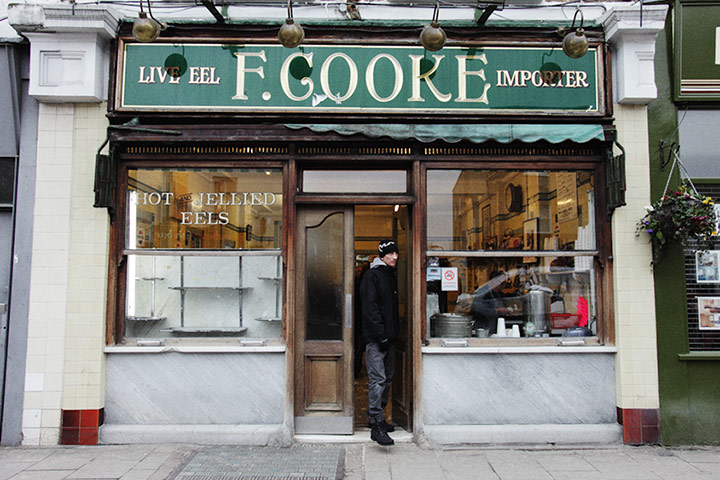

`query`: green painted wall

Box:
[647,11,720,445]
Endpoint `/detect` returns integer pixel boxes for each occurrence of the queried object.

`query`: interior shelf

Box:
[169,286,251,291]
[161,327,248,336]
[255,257,283,324]
[126,316,166,322]
[170,256,248,335]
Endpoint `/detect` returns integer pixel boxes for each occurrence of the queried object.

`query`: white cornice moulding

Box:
[8,3,121,39]
[602,5,669,105]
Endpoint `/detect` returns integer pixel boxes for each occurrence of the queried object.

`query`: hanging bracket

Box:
[659,139,679,172]
[474,1,504,26]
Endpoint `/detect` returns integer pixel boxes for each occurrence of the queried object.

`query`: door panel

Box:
[392,206,412,430]
[304,353,343,410]
[294,206,354,434]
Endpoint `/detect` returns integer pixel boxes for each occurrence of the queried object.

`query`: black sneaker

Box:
[370,425,394,446]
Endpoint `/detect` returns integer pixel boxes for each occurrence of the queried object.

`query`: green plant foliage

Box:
[637,184,718,263]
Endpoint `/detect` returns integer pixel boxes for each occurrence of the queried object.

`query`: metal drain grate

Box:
[170,446,344,480]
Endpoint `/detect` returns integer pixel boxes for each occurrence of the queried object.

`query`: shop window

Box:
[123,168,283,340]
[426,169,598,340]
[685,185,720,351]
[0,157,16,207]
[302,170,407,193]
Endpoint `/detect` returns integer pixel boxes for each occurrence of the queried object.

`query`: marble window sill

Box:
[422,345,617,354]
[105,341,286,354]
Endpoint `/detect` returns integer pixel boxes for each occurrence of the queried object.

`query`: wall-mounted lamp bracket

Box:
[659,140,679,172]
[474,1,504,27]
[199,0,225,24]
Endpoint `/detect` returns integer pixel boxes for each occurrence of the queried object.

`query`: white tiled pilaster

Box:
[22,103,110,445]
[612,103,660,410]
[62,103,109,411]
[23,103,75,445]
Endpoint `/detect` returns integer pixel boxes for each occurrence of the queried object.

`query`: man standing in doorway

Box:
[360,239,400,446]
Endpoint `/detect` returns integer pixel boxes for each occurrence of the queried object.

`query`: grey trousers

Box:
[365,341,395,424]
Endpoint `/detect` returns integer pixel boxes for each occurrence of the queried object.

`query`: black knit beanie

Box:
[378,239,399,257]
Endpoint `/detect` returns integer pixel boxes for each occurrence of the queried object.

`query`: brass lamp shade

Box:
[420,22,446,51]
[132,12,161,43]
[278,19,304,48]
[421,3,445,51]
[562,27,588,58]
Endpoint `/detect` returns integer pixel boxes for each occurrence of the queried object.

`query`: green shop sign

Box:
[116,42,603,115]
[675,1,720,101]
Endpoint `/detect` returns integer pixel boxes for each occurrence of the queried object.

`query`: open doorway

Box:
[352,205,412,432]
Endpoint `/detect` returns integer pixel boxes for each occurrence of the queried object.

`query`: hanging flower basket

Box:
[637,184,718,263]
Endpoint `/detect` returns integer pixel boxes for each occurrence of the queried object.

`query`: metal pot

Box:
[432,313,473,338]
[523,285,553,334]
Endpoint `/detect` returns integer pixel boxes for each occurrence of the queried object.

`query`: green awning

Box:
[284,123,606,144]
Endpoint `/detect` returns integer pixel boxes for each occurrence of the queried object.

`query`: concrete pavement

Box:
[1,439,719,480]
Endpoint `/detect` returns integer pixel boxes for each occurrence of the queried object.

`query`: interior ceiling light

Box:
[561,9,589,59]
[420,3,446,51]
[278,0,305,48]
[132,0,167,43]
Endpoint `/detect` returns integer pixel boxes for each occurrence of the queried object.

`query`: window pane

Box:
[303,170,406,193]
[426,256,596,338]
[127,168,282,250]
[0,158,15,205]
[427,170,596,252]
[125,254,282,338]
[306,212,344,340]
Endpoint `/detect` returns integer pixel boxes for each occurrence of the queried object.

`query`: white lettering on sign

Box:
[280,53,314,102]
[138,66,181,85]
[233,51,266,100]
[716,27,720,65]
[320,53,359,102]
[188,67,221,85]
[180,211,229,225]
[135,192,175,205]
[366,54,403,103]
[495,69,589,88]
[408,54,452,102]
[138,191,277,225]
[455,53,490,104]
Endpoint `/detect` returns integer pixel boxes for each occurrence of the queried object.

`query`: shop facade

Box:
[648,0,720,445]
[7,1,667,446]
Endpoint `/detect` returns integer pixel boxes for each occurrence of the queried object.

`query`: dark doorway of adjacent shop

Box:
[352,205,412,432]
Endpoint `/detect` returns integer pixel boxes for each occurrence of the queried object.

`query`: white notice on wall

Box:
[427,267,442,282]
[716,27,720,64]
[441,267,459,291]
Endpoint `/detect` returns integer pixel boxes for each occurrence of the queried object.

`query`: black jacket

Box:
[360,258,399,343]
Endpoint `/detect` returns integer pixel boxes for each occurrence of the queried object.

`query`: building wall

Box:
[22,103,109,445]
[648,17,720,445]
[421,350,621,444]
[611,103,661,443]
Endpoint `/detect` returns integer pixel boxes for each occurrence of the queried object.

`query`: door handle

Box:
[345,294,352,329]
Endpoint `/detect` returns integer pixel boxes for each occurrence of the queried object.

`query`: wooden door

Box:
[294,206,354,434]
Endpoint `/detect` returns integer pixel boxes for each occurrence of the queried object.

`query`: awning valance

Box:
[284,124,606,144]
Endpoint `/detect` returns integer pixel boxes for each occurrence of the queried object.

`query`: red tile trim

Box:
[618,408,661,444]
[60,408,104,445]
